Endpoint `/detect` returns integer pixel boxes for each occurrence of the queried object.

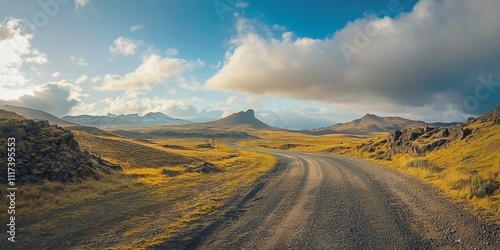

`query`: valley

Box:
[0,105,499,249]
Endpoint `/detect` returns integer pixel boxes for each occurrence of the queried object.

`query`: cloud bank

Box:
[206,0,500,116]
[0,18,48,93]
[1,81,83,117]
[98,54,204,91]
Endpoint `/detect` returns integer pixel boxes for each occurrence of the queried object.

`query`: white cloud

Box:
[166,48,179,56]
[90,75,101,83]
[177,78,204,91]
[0,18,48,99]
[98,54,204,91]
[74,0,91,10]
[244,95,265,109]
[99,95,200,118]
[130,24,144,32]
[272,24,286,31]
[75,74,88,84]
[30,66,42,76]
[235,1,250,9]
[206,0,500,117]
[69,56,87,66]
[51,71,62,78]
[109,37,140,56]
[209,61,222,70]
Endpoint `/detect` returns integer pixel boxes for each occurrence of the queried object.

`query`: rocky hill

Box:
[360,106,499,156]
[0,109,121,184]
[201,109,271,129]
[314,113,458,135]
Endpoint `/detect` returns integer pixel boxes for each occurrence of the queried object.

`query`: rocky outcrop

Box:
[467,106,500,125]
[387,126,472,156]
[0,115,122,184]
[355,106,499,157]
[189,162,220,173]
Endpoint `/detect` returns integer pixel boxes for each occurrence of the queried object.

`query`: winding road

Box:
[164,148,500,249]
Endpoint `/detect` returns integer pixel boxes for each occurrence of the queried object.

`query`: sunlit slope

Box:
[5,124,276,249]
[313,113,458,135]
[402,108,500,221]
[357,107,500,222]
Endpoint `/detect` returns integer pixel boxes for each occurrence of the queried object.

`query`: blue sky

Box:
[1,0,499,129]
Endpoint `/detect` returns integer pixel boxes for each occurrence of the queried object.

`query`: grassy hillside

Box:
[0,126,276,249]
[384,115,500,222]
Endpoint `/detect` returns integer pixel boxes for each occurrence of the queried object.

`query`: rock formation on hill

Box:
[387,126,472,156]
[386,107,499,156]
[0,109,121,184]
[356,106,499,157]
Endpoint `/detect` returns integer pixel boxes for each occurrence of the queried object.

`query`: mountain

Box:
[313,113,459,135]
[2,105,78,127]
[204,109,271,129]
[140,109,271,139]
[62,112,190,127]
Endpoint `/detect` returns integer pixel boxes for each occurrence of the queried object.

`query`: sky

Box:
[1,0,499,129]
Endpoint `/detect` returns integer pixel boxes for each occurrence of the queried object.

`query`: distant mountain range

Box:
[311,113,460,135]
[62,112,190,127]
[1,104,462,135]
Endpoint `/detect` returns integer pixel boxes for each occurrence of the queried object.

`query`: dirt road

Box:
[162,149,500,249]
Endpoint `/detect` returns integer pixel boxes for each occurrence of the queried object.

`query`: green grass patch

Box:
[470,175,499,198]
[374,150,392,161]
[406,158,440,172]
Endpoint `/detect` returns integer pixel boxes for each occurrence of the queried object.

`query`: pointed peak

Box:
[245,109,255,116]
[362,113,379,119]
[213,109,270,128]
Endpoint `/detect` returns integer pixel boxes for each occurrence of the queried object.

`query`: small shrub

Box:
[406,159,440,172]
[161,168,182,177]
[469,176,498,198]
[452,179,469,190]
[374,150,392,161]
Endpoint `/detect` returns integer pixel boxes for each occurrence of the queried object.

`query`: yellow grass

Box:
[118,139,276,249]
[0,172,141,215]
[241,126,500,223]
[369,122,500,223]
[237,129,372,154]
[9,119,498,249]
[4,130,277,249]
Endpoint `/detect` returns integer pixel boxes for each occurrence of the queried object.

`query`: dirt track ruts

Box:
[161,148,500,250]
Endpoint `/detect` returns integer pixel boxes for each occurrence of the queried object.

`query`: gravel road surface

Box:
[162,149,500,250]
